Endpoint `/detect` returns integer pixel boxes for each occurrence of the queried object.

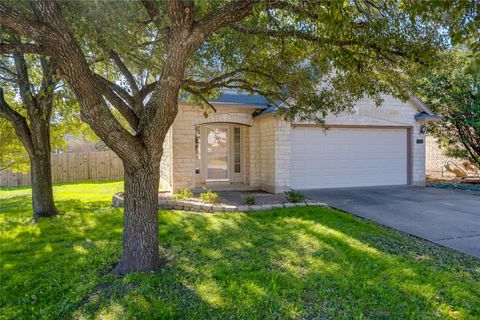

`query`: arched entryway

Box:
[193,122,250,189]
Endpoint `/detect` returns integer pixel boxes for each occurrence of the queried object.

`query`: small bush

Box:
[285,190,305,203]
[199,189,221,204]
[173,187,193,201]
[243,194,256,205]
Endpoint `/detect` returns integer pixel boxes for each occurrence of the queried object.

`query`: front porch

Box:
[160,103,291,193]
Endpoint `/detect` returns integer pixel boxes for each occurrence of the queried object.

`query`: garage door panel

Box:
[291,127,408,189]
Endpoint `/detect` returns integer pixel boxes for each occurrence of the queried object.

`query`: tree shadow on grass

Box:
[75,207,480,319]
[2,190,479,319]
[1,196,125,319]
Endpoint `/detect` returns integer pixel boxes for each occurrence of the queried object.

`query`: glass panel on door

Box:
[207,127,228,179]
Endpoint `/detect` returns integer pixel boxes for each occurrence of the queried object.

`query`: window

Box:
[234,127,241,173]
[195,126,200,174]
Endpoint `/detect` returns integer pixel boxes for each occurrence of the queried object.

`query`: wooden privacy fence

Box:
[0,151,124,187]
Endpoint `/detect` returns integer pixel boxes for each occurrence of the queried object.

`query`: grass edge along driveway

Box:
[1,181,479,319]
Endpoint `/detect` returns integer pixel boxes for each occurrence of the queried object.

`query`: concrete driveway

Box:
[303,186,480,258]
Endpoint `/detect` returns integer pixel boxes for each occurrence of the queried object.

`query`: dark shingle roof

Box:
[414,112,442,122]
[256,104,279,116]
[209,92,270,108]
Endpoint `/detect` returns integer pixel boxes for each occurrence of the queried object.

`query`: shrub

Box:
[243,194,256,205]
[172,187,193,201]
[199,189,221,204]
[285,190,305,203]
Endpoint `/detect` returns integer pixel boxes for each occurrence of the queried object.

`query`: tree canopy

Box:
[2,0,467,132]
[1,0,477,273]
[415,50,480,167]
[0,51,95,173]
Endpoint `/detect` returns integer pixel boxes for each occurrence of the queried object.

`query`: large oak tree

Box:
[0,0,473,274]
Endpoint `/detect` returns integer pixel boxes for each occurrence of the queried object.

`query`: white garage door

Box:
[291,127,408,189]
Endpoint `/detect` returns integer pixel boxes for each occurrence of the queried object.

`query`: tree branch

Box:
[231,24,344,43]
[11,36,35,110]
[0,42,49,55]
[140,0,164,30]
[137,81,158,101]
[0,3,48,40]
[0,87,34,156]
[27,0,145,166]
[164,0,194,27]
[93,75,140,131]
[110,50,139,94]
[93,74,135,108]
[231,24,410,61]
[183,88,217,113]
[182,67,284,94]
[39,57,58,94]
[193,0,261,40]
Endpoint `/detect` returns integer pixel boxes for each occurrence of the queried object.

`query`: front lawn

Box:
[1,181,479,319]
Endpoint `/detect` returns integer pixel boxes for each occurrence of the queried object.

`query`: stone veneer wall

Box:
[274,118,292,192]
[249,114,291,193]
[170,104,258,190]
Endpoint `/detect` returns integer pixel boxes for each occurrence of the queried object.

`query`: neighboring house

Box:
[160,92,440,193]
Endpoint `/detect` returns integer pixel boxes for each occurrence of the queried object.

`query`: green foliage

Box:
[0,120,30,173]
[1,181,479,319]
[285,190,305,203]
[15,0,475,129]
[172,187,193,201]
[399,0,479,69]
[0,53,99,173]
[199,189,220,204]
[242,194,256,205]
[414,50,480,167]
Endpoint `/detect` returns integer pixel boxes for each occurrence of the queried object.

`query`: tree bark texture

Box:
[29,93,59,219]
[112,160,161,275]
[30,148,57,219]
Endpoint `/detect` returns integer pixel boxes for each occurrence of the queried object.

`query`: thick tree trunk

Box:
[28,106,58,220]
[112,160,161,275]
[30,150,58,219]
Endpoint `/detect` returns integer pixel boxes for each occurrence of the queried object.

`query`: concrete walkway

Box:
[303,186,480,258]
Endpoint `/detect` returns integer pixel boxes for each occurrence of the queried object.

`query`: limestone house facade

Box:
[159,93,439,193]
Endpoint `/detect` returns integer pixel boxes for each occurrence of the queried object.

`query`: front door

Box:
[206,126,229,180]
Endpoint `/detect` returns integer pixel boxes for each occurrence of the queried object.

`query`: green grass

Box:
[1,181,479,319]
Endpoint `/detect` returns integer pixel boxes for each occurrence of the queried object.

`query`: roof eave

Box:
[409,96,436,116]
[415,113,443,123]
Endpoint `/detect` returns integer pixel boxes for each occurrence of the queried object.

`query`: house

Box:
[159,92,440,193]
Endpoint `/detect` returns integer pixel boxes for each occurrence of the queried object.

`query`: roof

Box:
[256,95,439,119]
[409,96,436,115]
[415,112,442,122]
[209,92,271,108]
[257,104,279,116]
[204,91,439,122]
